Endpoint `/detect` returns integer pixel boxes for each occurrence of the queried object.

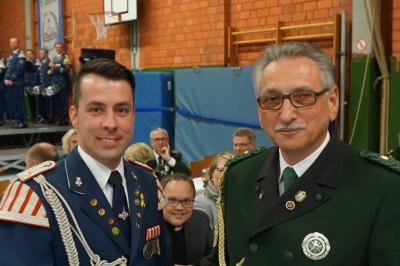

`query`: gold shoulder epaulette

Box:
[16,161,56,182]
[126,159,155,173]
[226,147,267,167]
[360,150,400,174]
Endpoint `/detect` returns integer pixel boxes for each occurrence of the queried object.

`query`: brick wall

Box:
[0,0,399,69]
[138,0,226,68]
[64,0,131,70]
[230,0,353,66]
[393,0,400,66]
[0,1,26,55]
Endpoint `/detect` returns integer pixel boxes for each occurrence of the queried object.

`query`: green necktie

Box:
[282,167,298,192]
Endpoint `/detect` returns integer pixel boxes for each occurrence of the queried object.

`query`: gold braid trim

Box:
[215,168,227,266]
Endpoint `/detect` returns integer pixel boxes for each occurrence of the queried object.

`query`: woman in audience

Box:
[124,142,154,163]
[61,128,78,156]
[194,151,233,230]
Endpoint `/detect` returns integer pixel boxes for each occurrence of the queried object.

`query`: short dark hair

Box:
[233,127,256,143]
[72,58,135,107]
[27,142,59,163]
[161,173,196,198]
[40,48,49,54]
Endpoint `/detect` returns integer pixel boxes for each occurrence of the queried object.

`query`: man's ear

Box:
[69,105,79,129]
[328,86,339,122]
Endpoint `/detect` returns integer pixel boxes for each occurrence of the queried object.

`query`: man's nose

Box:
[279,98,297,122]
[102,110,117,129]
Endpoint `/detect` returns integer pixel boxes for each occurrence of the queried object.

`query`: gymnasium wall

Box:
[0,1,399,69]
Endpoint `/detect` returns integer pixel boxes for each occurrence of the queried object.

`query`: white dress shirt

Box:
[278,132,330,195]
[77,146,129,208]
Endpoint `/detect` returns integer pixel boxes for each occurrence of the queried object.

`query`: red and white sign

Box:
[356,39,368,51]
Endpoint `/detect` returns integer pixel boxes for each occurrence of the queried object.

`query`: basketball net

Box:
[89,13,109,40]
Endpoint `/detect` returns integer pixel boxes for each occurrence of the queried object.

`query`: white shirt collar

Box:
[77,145,125,190]
[279,131,330,180]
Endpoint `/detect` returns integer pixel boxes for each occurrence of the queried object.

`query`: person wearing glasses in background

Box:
[201,42,400,266]
[161,173,213,266]
[147,128,191,180]
[232,127,256,154]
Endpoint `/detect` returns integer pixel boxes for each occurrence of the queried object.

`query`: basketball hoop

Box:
[89,11,118,40]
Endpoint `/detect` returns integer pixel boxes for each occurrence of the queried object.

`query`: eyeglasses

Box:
[256,88,331,110]
[152,137,168,142]
[167,197,194,208]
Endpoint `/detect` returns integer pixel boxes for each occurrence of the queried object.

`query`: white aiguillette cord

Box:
[33,160,127,266]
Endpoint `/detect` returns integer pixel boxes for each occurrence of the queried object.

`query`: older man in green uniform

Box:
[202,42,400,266]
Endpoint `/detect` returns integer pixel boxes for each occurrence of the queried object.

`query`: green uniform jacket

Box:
[203,136,400,266]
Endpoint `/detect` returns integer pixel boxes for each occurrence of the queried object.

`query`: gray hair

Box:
[150,128,169,140]
[252,42,335,96]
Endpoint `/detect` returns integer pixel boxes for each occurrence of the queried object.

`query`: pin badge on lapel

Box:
[143,225,161,260]
[131,171,138,180]
[285,200,296,211]
[302,232,330,260]
[140,193,146,207]
[118,206,129,221]
[295,190,307,203]
[75,177,82,187]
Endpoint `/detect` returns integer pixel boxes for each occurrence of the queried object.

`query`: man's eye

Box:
[116,107,131,115]
[88,107,102,113]
[267,95,281,102]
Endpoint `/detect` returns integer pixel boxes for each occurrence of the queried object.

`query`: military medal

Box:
[142,240,155,260]
[302,232,330,260]
[143,225,161,260]
[118,207,129,221]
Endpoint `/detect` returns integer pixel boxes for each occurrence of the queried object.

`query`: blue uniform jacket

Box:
[0,148,167,266]
[38,57,52,87]
[5,49,25,86]
[0,58,6,89]
[51,53,69,88]
[24,59,39,87]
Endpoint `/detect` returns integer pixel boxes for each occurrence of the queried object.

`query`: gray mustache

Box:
[274,123,306,132]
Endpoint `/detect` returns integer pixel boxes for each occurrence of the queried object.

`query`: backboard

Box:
[104,0,137,25]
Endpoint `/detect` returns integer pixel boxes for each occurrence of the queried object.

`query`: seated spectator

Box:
[61,128,78,156]
[194,152,233,230]
[161,173,213,266]
[147,128,191,179]
[124,142,154,163]
[25,142,59,168]
[232,127,256,154]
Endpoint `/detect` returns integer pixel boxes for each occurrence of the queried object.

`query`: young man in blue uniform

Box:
[203,42,400,266]
[37,48,53,123]
[0,58,168,265]
[4,37,27,128]
[49,42,70,125]
[24,49,40,122]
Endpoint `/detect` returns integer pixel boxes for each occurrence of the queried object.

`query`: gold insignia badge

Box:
[295,190,307,202]
[285,200,296,210]
[90,198,98,206]
[98,208,106,216]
